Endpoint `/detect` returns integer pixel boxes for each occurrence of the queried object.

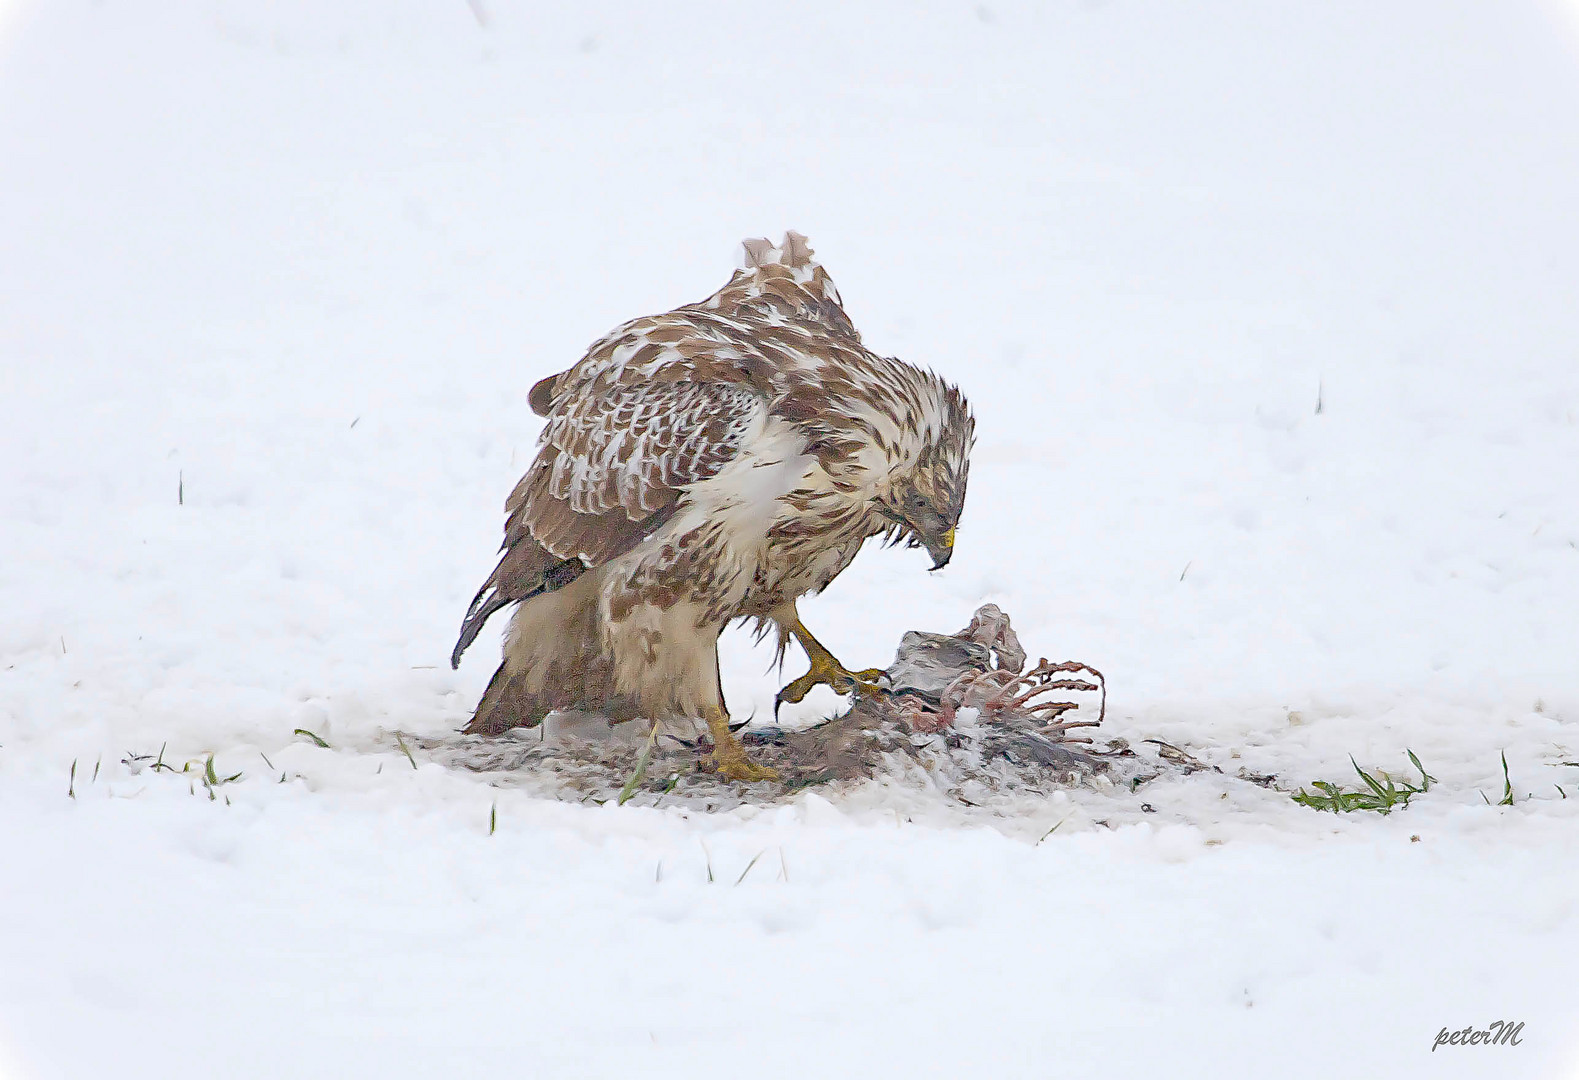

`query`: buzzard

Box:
[451,232,974,781]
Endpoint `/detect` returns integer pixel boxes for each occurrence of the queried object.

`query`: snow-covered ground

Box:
[4,1,1579,1076]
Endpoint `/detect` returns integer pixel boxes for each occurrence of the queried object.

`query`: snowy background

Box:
[4,1,1579,1076]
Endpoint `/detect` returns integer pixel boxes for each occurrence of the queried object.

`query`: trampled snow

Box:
[3,1,1579,1076]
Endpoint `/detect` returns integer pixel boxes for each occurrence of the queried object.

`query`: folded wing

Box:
[450,378,763,667]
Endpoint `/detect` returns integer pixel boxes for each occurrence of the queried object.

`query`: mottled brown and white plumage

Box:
[452,232,974,778]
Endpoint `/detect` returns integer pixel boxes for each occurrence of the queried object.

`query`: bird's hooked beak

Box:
[874,500,954,569]
[926,526,955,571]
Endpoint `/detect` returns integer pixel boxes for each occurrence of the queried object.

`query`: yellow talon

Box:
[775,654,890,712]
[704,707,778,783]
[713,754,780,783]
[769,601,890,717]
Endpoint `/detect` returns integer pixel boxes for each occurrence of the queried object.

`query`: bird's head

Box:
[874,380,974,570]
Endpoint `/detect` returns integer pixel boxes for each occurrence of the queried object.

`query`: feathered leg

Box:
[604,597,778,783]
[770,601,889,717]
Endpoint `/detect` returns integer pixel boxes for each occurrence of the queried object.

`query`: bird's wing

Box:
[451,378,763,667]
[526,378,763,560]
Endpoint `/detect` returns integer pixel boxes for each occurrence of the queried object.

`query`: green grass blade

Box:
[735,851,764,886]
[618,723,660,806]
[1352,757,1388,800]
[395,733,418,769]
[1406,750,1435,790]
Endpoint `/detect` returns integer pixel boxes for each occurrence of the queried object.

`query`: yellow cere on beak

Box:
[942,527,955,548]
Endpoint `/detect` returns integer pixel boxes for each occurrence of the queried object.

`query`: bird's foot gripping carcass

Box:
[432,605,1115,809]
[736,604,1109,794]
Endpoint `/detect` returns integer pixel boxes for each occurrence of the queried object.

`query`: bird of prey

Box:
[451,232,974,781]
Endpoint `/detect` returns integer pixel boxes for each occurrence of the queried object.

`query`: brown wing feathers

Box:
[449,472,588,669]
[451,377,761,669]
